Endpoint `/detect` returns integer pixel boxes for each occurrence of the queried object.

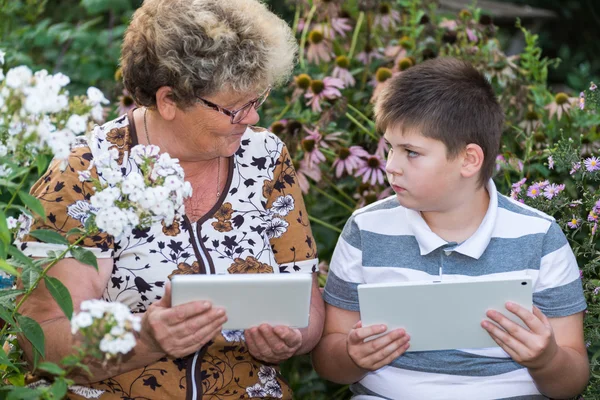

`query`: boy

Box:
[312,58,589,399]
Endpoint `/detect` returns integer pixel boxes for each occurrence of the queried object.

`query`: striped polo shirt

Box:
[323,180,586,400]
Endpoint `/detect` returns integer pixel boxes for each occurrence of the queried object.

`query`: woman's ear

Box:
[155,86,177,121]
[460,143,484,179]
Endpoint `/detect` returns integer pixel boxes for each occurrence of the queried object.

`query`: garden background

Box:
[1,0,600,398]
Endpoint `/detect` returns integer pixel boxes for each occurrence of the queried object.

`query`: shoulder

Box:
[88,114,135,159]
[496,192,556,236]
[352,195,403,225]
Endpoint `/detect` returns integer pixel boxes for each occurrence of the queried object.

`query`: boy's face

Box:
[383,126,465,212]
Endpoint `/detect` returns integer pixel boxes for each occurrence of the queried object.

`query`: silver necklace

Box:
[143,107,221,199]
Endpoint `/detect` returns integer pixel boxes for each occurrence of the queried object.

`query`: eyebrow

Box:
[383,137,426,151]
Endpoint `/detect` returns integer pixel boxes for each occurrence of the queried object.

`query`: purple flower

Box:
[588,210,598,222]
[466,28,478,43]
[543,183,565,200]
[591,83,597,91]
[511,178,527,191]
[305,77,344,112]
[548,155,554,170]
[567,216,581,229]
[593,222,598,236]
[332,66,356,87]
[584,156,600,172]
[526,184,542,198]
[355,154,386,186]
[579,92,585,110]
[570,162,581,175]
[332,146,368,178]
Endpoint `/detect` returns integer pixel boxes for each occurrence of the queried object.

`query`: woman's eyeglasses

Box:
[196,87,271,124]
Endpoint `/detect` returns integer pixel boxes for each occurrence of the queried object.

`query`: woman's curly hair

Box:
[121,0,297,108]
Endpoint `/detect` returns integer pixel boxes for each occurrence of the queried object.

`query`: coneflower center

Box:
[379,3,391,14]
[336,55,350,69]
[367,156,381,168]
[338,147,350,160]
[376,68,392,83]
[295,74,312,90]
[555,93,569,105]
[270,121,285,134]
[122,95,134,106]
[309,30,324,45]
[310,80,325,94]
[302,139,316,152]
[526,110,539,121]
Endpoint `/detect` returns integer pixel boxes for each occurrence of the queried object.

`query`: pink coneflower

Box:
[355,154,386,186]
[584,156,600,172]
[543,183,565,200]
[332,56,355,87]
[370,67,396,103]
[439,19,458,30]
[357,44,384,64]
[331,17,352,38]
[332,146,369,178]
[544,92,578,121]
[570,162,581,175]
[591,83,597,91]
[548,155,554,170]
[296,159,321,194]
[527,183,542,198]
[466,28,478,43]
[117,89,136,116]
[301,134,326,168]
[305,77,344,112]
[376,137,389,159]
[306,30,333,64]
[303,127,342,150]
[374,3,401,31]
[567,216,581,229]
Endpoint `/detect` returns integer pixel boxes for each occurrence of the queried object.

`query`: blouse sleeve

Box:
[15,146,114,258]
[264,144,318,274]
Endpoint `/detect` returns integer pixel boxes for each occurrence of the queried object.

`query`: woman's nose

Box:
[239,107,260,126]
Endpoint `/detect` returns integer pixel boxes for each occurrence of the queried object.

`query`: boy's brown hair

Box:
[374,57,504,186]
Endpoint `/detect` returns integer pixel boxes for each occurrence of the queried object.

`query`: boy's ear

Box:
[155,86,177,121]
[460,143,484,179]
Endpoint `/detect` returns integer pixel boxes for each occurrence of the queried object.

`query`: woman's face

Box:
[172,88,262,161]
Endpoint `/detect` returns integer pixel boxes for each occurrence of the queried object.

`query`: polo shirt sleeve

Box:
[15,146,115,259]
[266,143,318,274]
[323,214,364,312]
[533,221,586,317]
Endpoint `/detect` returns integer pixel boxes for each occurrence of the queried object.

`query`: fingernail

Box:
[216,309,225,316]
[203,301,211,308]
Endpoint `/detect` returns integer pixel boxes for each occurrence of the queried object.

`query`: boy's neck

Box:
[420,184,490,244]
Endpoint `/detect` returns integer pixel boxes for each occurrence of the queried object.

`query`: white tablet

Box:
[171,273,312,330]
[358,276,533,352]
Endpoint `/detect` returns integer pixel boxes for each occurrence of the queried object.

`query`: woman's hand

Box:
[141,282,227,358]
[482,303,558,370]
[346,321,410,371]
[245,324,302,364]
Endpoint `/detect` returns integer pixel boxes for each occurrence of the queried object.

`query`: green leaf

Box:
[37,361,65,377]
[44,276,73,320]
[0,259,19,277]
[15,314,45,358]
[71,246,98,271]
[4,386,43,400]
[0,209,12,246]
[20,265,40,291]
[29,229,68,245]
[48,378,68,399]
[18,191,45,221]
[0,306,15,326]
[0,344,16,371]
[7,246,34,268]
[0,178,19,188]
[0,289,25,301]
[66,227,84,237]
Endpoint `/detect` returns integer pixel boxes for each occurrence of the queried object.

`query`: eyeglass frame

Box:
[196,86,271,124]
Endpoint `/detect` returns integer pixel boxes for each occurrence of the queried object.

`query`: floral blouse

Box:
[20,111,318,399]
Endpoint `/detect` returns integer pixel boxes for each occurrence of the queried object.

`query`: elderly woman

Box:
[18,0,324,398]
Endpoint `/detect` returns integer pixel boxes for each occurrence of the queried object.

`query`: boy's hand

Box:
[481,303,558,370]
[347,321,410,371]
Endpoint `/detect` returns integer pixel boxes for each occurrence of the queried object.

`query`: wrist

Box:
[527,343,560,373]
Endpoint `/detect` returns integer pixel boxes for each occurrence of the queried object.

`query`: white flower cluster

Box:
[0,51,108,164]
[87,144,192,238]
[71,299,141,359]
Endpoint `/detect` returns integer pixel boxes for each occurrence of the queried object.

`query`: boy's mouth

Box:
[391,184,406,193]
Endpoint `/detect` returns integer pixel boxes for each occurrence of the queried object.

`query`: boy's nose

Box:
[385,157,403,176]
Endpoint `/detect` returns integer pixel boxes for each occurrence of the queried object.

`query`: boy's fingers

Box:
[532,306,550,325]
[486,310,533,346]
[505,302,544,333]
[482,320,528,357]
[352,321,363,330]
[352,324,387,342]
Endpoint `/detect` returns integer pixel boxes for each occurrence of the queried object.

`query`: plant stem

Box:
[312,185,355,212]
[4,167,32,213]
[274,99,294,122]
[322,175,357,204]
[1,235,88,341]
[299,5,318,69]
[347,11,365,60]
[345,112,378,141]
[292,5,301,35]
[346,103,375,128]
[308,215,342,233]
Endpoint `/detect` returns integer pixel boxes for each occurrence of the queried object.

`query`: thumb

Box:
[156,281,172,308]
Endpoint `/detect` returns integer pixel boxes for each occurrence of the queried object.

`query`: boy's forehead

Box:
[384,124,425,141]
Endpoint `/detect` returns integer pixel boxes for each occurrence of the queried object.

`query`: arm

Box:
[483,306,588,399]
[18,257,227,384]
[296,273,325,354]
[311,304,409,385]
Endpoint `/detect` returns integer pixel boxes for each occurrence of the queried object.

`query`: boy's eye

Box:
[407,150,420,158]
